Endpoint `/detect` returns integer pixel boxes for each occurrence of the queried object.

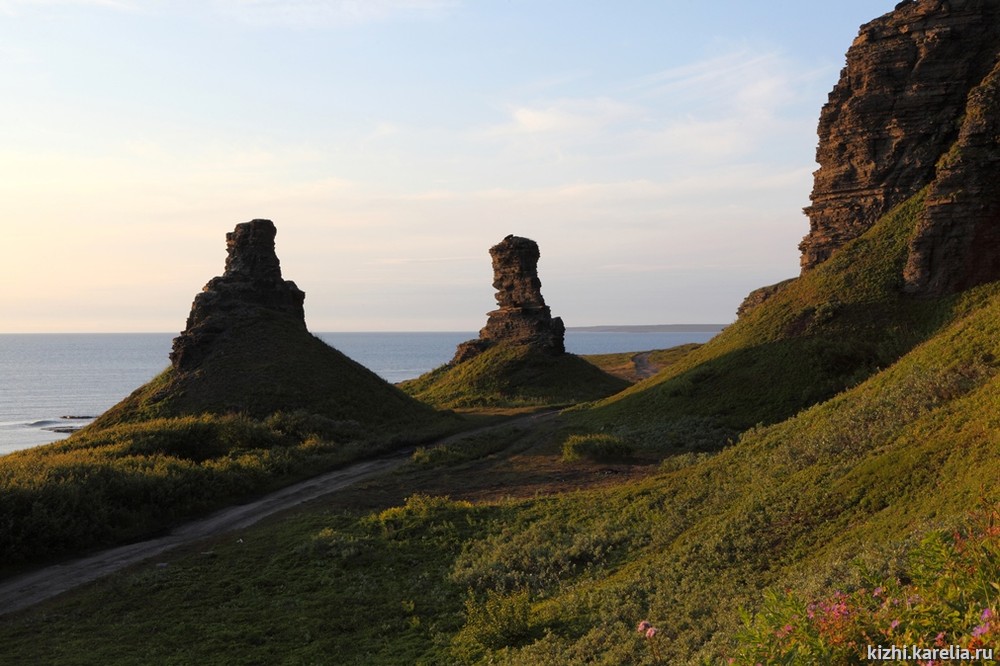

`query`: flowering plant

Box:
[734,507,999,664]
[637,620,664,663]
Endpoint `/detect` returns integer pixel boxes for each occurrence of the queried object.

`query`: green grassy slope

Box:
[90,314,442,435]
[4,191,999,663]
[4,282,997,662]
[581,344,703,383]
[0,316,459,569]
[569,192,951,450]
[399,343,630,409]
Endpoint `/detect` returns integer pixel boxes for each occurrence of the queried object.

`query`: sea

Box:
[0,328,722,455]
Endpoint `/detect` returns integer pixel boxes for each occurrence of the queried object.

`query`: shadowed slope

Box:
[400,234,627,409]
[570,191,952,449]
[400,342,629,409]
[89,219,444,438]
[91,315,442,436]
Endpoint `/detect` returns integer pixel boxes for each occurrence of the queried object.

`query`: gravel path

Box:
[0,456,404,617]
[632,351,658,379]
[0,411,558,617]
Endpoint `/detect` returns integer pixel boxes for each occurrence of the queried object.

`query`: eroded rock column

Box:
[170,219,306,371]
[452,235,565,363]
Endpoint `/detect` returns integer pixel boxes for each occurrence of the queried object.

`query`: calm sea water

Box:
[0,329,720,455]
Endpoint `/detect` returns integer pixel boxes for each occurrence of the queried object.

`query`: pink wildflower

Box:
[637,620,651,634]
[873,587,883,598]
[972,624,988,638]
[935,632,946,647]
[982,608,995,622]
[646,627,659,639]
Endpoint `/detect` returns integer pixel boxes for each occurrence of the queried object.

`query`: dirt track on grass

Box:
[0,412,557,617]
[632,351,658,379]
[0,457,407,617]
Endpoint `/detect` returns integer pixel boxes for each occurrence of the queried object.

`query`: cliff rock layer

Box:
[170,219,305,371]
[903,56,1000,293]
[801,0,1000,292]
[452,235,565,363]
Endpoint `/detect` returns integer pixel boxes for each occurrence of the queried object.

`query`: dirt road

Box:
[0,411,559,617]
[632,351,658,379]
[0,456,405,616]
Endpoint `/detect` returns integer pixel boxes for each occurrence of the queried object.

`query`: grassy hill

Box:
[2,187,997,663]
[0,315,458,569]
[568,191,951,451]
[399,343,629,410]
[90,314,443,434]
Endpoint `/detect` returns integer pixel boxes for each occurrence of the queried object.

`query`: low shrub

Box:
[562,434,633,462]
[0,413,405,567]
[452,588,535,659]
[735,506,1000,664]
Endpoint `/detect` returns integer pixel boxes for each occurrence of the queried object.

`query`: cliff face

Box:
[452,235,565,364]
[170,219,305,371]
[801,0,1000,295]
[903,56,1000,293]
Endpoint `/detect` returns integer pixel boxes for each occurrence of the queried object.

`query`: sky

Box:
[0,0,900,333]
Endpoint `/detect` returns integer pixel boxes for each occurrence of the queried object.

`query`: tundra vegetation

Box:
[1,188,998,664]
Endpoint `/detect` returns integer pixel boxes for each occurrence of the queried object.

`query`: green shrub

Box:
[562,434,633,462]
[452,588,534,658]
[0,413,422,567]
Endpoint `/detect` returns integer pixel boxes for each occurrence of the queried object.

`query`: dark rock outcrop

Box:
[800,0,1000,279]
[903,57,1000,293]
[170,219,306,371]
[452,235,565,363]
[737,279,795,319]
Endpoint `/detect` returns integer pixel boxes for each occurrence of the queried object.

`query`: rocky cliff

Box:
[903,55,1000,293]
[170,219,305,371]
[800,0,1000,295]
[452,235,565,363]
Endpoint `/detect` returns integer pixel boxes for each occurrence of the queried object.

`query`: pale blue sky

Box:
[0,0,899,332]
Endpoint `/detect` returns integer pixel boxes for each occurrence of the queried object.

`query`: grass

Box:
[91,314,444,435]
[580,344,703,383]
[6,276,1000,662]
[4,190,1000,663]
[561,434,633,462]
[399,343,629,410]
[566,191,950,452]
[0,313,463,571]
[0,409,461,571]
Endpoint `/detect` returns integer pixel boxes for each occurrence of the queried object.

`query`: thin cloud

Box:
[0,0,138,12]
[486,97,638,137]
[209,0,458,27]
[476,48,822,169]
[372,256,477,265]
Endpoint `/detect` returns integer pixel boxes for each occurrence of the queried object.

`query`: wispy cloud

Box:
[208,0,458,27]
[477,48,821,167]
[0,0,138,13]
[487,97,638,137]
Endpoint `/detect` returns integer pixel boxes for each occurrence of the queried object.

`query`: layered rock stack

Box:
[452,235,565,363]
[800,0,1000,294]
[170,219,306,371]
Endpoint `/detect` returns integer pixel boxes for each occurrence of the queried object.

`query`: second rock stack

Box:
[452,234,565,364]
